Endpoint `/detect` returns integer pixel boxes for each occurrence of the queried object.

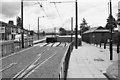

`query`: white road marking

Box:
[0,63,17,72]
[52,42,60,47]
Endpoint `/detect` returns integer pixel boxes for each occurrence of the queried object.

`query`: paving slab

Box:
[67,42,118,79]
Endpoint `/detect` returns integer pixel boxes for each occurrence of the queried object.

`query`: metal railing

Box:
[56,41,74,79]
[0,38,33,57]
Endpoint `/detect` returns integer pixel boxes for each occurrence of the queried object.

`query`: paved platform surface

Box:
[67,42,119,79]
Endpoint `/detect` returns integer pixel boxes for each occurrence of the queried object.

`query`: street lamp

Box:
[38,16,45,40]
[21,0,47,48]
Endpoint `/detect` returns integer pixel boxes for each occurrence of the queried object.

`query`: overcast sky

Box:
[0,0,119,32]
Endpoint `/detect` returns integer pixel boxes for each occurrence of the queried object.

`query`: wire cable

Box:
[37,1,48,18]
[52,0,63,22]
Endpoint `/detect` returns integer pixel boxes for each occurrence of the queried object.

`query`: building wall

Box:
[82,32,118,44]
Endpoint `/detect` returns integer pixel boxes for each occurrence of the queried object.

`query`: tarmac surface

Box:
[1,42,69,79]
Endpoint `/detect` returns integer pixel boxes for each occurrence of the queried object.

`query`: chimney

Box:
[8,20,14,25]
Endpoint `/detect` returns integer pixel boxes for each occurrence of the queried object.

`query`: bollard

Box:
[96,43,98,46]
[104,42,106,49]
[100,43,101,47]
[117,44,119,54]
[12,43,14,53]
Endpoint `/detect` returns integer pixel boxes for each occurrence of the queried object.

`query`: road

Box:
[1,42,70,79]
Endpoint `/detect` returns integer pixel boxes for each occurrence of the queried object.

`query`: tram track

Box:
[2,42,69,79]
[11,42,66,79]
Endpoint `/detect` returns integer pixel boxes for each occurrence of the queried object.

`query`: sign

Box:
[0,27,5,33]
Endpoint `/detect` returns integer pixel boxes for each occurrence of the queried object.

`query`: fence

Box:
[56,41,74,79]
[0,37,33,57]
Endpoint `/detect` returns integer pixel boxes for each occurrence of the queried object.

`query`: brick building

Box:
[82,26,118,44]
[0,21,22,40]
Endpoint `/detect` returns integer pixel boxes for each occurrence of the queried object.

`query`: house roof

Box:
[83,27,98,34]
[83,26,110,34]
[0,21,7,26]
[0,21,20,29]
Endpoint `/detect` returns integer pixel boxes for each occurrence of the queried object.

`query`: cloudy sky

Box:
[0,0,119,32]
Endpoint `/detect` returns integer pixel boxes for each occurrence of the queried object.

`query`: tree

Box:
[105,15,117,30]
[80,18,87,28]
[17,16,22,28]
[59,27,67,35]
[42,31,45,36]
[80,18,90,35]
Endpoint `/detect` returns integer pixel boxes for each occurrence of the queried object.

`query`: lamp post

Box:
[21,0,47,48]
[38,16,45,40]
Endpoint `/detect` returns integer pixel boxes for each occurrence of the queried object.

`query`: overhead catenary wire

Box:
[37,1,48,18]
[52,0,63,22]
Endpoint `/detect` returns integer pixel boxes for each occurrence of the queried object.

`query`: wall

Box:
[82,32,118,44]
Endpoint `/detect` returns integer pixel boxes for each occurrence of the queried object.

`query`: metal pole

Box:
[117,32,120,53]
[109,0,113,60]
[110,0,112,16]
[75,0,78,49]
[21,0,24,48]
[117,1,120,53]
[71,17,73,42]
[110,26,113,60]
[38,17,39,40]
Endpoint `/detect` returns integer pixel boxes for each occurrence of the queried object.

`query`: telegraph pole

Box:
[75,0,78,49]
[21,0,24,48]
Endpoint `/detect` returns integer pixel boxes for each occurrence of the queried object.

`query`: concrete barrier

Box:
[56,41,74,79]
